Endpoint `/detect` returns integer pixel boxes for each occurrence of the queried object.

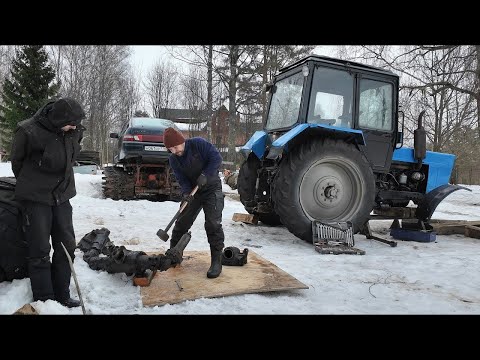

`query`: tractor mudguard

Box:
[266,124,365,160]
[416,184,471,221]
[240,131,268,160]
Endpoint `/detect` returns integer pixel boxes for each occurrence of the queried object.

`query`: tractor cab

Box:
[262,55,400,173]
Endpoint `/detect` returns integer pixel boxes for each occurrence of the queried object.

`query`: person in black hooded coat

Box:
[10,97,86,308]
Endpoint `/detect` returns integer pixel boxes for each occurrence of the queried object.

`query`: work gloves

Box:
[182,193,194,204]
[180,174,207,205]
[196,173,207,188]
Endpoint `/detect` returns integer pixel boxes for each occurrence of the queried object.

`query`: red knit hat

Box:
[163,127,186,148]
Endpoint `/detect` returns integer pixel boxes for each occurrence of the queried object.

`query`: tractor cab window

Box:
[358,79,393,131]
[265,71,304,130]
[307,66,354,128]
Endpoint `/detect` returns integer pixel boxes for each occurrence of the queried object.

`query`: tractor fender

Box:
[266,124,365,160]
[416,184,471,221]
[240,130,268,160]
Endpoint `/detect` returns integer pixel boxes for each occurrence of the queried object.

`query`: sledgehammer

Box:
[156,185,199,241]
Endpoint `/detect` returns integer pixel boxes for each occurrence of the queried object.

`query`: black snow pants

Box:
[21,200,76,302]
[170,188,225,252]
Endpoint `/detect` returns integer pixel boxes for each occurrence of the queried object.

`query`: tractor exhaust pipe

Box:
[414,110,426,170]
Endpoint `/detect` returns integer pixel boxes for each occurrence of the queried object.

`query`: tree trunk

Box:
[261,46,268,123]
[227,46,239,163]
[207,45,213,142]
[476,45,480,138]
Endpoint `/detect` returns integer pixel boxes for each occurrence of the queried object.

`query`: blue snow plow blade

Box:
[392,148,456,193]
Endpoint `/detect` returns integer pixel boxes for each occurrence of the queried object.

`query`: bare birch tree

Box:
[79,46,132,164]
[180,66,207,137]
[144,60,179,118]
[333,45,478,151]
[0,46,17,85]
[166,45,225,141]
[53,45,94,109]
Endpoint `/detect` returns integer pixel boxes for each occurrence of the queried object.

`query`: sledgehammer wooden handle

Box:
[178,185,199,213]
[156,185,199,241]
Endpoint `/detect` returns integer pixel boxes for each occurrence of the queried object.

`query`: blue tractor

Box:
[238,55,467,241]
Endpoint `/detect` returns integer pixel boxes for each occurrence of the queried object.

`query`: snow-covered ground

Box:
[1,162,479,315]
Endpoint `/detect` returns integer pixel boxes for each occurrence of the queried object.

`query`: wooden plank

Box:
[133,269,157,287]
[232,212,258,224]
[140,250,308,307]
[224,193,240,202]
[429,220,480,225]
[430,224,470,235]
[465,225,480,239]
[430,221,480,235]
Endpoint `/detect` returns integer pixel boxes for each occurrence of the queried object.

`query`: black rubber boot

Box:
[207,249,222,279]
[28,256,55,302]
[58,298,81,308]
[169,237,180,249]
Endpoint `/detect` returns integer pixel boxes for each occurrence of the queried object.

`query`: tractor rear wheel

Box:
[237,155,282,226]
[237,154,260,210]
[273,138,375,241]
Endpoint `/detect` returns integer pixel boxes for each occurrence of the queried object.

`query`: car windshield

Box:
[131,118,173,129]
[265,71,305,131]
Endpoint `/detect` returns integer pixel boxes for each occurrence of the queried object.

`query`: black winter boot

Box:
[58,297,81,308]
[207,249,222,278]
[169,237,180,249]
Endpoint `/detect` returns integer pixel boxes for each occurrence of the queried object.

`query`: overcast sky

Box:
[129,45,338,80]
[130,46,171,76]
[129,45,338,112]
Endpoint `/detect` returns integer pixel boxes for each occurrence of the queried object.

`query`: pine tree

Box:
[0,45,60,156]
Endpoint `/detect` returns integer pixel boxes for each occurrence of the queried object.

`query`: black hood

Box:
[34,98,85,131]
[46,97,86,128]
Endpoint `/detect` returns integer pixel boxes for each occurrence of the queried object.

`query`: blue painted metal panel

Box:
[392,147,456,193]
[240,130,267,160]
[271,124,365,148]
[390,228,436,242]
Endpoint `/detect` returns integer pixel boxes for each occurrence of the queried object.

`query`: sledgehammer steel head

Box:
[156,185,199,242]
[156,229,169,242]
